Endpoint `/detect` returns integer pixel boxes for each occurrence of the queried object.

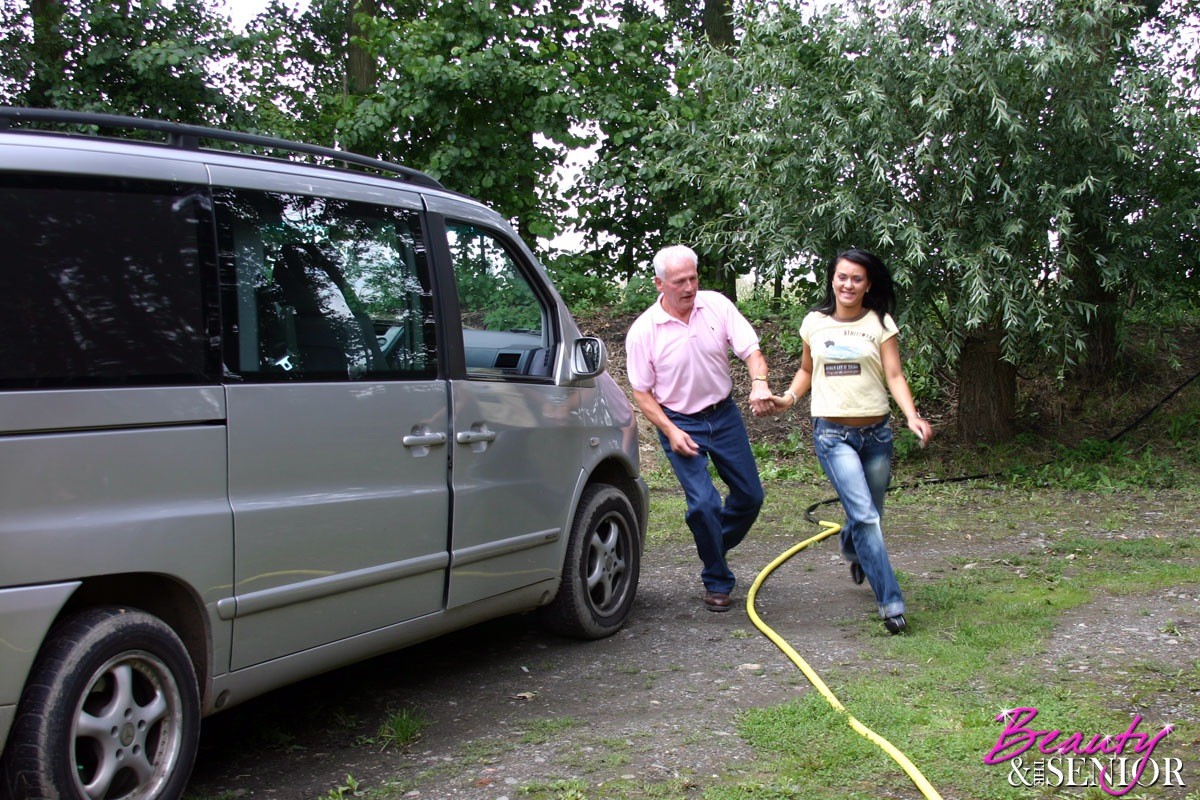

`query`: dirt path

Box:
[183,487,1199,800]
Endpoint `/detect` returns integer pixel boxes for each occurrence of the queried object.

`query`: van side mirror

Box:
[571,337,606,378]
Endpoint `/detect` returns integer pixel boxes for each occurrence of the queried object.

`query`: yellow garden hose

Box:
[745,520,944,800]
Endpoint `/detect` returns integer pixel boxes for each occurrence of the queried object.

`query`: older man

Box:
[625,245,773,611]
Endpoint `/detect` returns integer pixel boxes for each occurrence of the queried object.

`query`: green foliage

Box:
[751,433,827,485]
[1011,439,1181,491]
[317,774,361,800]
[0,0,246,124]
[366,708,426,751]
[564,8,683,283]
[543,254,624,314]
[650,0,1200,412]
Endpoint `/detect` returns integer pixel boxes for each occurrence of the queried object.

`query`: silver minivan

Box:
[0,108,647,800]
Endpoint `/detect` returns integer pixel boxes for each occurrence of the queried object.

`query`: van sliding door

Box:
[213,181,450,671]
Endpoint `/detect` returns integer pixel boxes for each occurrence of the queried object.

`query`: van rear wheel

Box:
[1,607,199,800]
[539,484,641,639]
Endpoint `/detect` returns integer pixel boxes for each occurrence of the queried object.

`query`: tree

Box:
[564,0,751,298]
[648,0,1200,441]
[563,3,679,283]
[244,0,596,243]
[0,0,244,125]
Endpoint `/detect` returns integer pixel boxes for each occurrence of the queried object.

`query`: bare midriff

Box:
[821,415,888,427]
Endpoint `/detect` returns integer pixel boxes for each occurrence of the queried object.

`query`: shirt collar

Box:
[651,291,708,324]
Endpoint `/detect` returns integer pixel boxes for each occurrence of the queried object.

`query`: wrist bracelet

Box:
[783,389,797,408]
[752,375,768,382]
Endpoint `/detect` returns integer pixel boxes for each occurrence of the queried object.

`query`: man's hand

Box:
[743,350,773,417]
[748,381,773,417]
[667,426,701,457]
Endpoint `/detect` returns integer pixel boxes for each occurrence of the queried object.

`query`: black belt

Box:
[667,395,732,418]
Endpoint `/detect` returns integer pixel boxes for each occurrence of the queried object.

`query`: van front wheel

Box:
[1,607,200,800]
[539,484,641,640]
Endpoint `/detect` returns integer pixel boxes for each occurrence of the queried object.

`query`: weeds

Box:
[316,774,361,799]
[520,717,583,745]
[358,708,426,751]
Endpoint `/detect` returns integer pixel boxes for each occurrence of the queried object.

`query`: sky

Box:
[221,0,310,31]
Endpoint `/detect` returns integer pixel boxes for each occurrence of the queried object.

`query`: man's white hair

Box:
[652,244,699,280]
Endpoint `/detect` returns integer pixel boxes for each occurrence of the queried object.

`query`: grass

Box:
[520,716,585,745]
[363,708,426,751]
[724,517,1199,799]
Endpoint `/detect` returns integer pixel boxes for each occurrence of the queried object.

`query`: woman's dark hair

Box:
[813,248,896,321]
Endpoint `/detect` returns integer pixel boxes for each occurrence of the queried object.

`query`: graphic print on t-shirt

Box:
[821,337,865,377]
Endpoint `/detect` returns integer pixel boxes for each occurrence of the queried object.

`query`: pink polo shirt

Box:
[625,290,761,415]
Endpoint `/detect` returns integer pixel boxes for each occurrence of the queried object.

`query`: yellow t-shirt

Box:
[800,310,898,418]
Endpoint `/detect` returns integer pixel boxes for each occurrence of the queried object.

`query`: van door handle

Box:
[456,429,497,444]
[402,431,447,447]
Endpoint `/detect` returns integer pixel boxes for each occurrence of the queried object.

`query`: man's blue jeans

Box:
[659,397,764,595]
[813,417,906,619]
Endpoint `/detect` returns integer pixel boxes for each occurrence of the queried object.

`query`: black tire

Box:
[1,607,200,800]
[539,484,641,639]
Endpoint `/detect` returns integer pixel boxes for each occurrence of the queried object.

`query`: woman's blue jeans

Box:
[813,417,905,619]
[659,397,764,595]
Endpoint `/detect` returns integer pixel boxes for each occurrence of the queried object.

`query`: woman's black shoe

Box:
[884,614,907,634]
[850,562,865,585]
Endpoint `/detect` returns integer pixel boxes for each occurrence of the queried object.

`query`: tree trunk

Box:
[346,0,377,98]
[29,0,67,108]
[1072,248,1121,386]
[698,249,736,301]
[956,326,1016,443]
[703,0,735,48]
[699,0,735,300]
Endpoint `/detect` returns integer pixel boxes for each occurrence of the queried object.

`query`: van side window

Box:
[0,175,214,388]
[446,222,554,379]
[216,190,435,381]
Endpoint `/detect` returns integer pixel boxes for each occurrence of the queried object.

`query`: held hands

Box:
[748,381,774,417]
[769,391,797,416]
[756,390,796,417]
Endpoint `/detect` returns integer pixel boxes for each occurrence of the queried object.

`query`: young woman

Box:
[770,249,933,634]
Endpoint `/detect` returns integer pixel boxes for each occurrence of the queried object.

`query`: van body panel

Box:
[0,139,210,185]
[0,426,231,593]
[208,579,554,713]
[0,582,80,730]
[206,164,425,212]
[224,382,450,670]
[0,386,226,435]
[446,380,583,607]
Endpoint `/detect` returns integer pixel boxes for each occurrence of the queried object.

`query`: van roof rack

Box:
[0,106,445,190]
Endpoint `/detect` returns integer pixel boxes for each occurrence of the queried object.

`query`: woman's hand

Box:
[762,390,797,416]
[907,415,934,448]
